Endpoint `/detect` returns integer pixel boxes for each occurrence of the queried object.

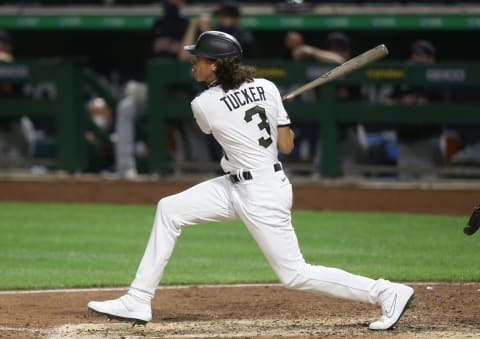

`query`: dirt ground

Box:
[0,175,479,338]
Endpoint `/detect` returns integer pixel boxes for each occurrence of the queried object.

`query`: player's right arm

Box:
[191,97,211,134]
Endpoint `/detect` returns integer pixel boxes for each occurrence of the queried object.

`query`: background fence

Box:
[148,59,480,177]
[1,58,479,177]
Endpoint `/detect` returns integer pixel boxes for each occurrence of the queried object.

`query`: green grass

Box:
[0,202,478,290]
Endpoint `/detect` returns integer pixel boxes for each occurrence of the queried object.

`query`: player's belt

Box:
[229,163,282,183]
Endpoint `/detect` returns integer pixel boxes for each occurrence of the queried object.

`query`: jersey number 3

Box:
[244,105,273,148]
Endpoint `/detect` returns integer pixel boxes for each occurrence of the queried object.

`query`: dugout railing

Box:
[1,59,479,178]
[147,59,480,178]
[0,59,117,172]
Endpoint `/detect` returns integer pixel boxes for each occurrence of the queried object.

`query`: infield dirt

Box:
[0,176,478,338]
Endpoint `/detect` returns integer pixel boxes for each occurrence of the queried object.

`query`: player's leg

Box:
[232,173,413,330]
[88,175,236,322]
[232,175,379,302]
[130,175,236,296]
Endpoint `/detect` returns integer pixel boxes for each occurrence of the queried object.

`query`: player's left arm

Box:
[263,79,294,153]
[277,125,295,154]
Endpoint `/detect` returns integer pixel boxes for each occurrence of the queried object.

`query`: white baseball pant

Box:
[129,168,389,305]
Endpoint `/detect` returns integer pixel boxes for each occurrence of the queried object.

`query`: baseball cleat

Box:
[87,294,152,325]
[369,283,415,330]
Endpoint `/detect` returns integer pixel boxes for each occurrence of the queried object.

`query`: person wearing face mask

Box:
[88,98,112,132]
[85,97,114,173]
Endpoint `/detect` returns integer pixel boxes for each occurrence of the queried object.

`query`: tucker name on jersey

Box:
[220,86,266,111]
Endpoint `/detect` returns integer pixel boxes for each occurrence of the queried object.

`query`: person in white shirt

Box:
[88,31,414,331]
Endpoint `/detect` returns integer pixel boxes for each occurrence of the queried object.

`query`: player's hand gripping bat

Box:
[282,44,389,101]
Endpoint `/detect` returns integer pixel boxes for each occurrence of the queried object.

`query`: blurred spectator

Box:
[180,0,255,59]
[280,31,363,176]
[88,97,113,132]
[85,97,114,172]
[283,31,303,59]
[178,14,212,62]
[115,80,147,178]
[214,0,255,58]
[115,0,221,178]
[151,0,188,58]
[0,30,13,63]
[0,30,16,96]
[284,31,345,64]
[178,0,255,60]
[0,30,33,167]
[175,13,217,168]
[115,0,188,178]
[391,40,438,104]
[442,55,480,166]
[356,37,397,170]
[355,40,446,178]
[176,0,257,169]
[325,32,356,102]
[449,132,480,165]
[325,31,352,63]
[390,39,445,179]
[322,32,371,175]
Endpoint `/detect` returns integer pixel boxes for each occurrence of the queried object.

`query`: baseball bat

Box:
[282,44,389,101]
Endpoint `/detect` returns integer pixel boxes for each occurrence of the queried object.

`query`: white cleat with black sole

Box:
[88,294,152,326]
[369,283,415,330]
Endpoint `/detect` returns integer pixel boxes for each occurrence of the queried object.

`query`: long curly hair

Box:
[215,57,256,92]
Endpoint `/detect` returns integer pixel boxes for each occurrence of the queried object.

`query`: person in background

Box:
[321,32,370,176]
[180,0,255,61]
[0,30,13,63]
[151,0,188,58]
[324,32,354,101]
[85,97,114,172]
[89,97,112,132]
[177,0,257,168]
[214,0,255,58]
[389,39,445,179]
[281,31,347,168]
[284,31,346,64]
[0,30,33,167]
[114,0,189,178]
[0,30,16,97]
[281,31,362,176]
[114,80,147,178]
[87,30,415,331]
[391,40,438,104]
[178,14,212,62]
[446,67,480,166]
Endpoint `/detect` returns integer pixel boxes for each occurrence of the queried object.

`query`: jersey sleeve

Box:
[191,97,212,134]
[269,80,291,127]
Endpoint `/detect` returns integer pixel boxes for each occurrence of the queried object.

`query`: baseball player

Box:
[88,31,414,330]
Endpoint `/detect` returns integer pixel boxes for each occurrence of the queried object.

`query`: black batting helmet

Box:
[184,30,242,59]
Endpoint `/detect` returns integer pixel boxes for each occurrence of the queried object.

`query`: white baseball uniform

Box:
[128,78,391,305]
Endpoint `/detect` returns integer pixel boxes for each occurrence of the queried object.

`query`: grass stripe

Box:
[0,202,478,290]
